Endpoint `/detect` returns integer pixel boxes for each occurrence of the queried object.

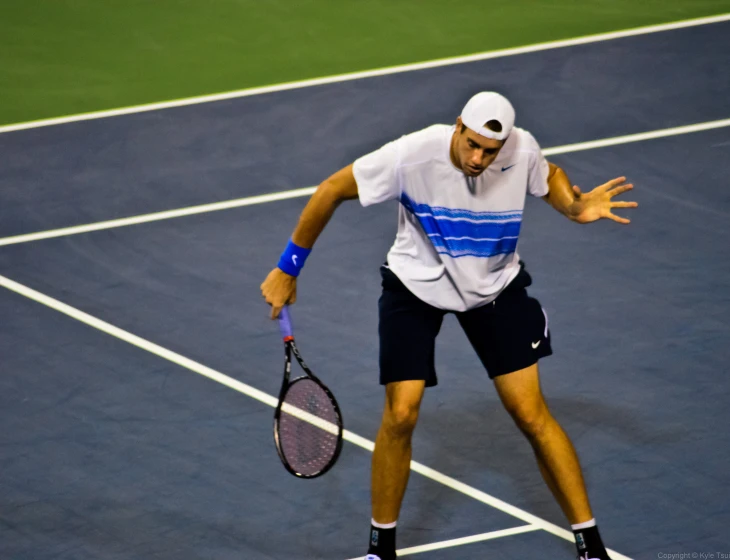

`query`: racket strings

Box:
[278,378,340,476]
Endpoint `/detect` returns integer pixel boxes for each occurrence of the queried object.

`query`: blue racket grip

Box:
[278,306,294,341]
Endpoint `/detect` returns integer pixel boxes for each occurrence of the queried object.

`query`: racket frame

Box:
[273,333,344,479]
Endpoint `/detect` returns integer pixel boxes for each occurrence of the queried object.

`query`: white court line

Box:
[0,273,632,560]
[0,186,318,247]
[0,117,728,249]
[0,13,728,134]
[345,524,540,559]
[545,118,730,155]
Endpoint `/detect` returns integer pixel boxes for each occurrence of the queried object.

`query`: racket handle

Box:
[278,306,294,341]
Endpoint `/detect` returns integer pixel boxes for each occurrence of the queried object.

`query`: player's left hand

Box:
[571,177,638,224]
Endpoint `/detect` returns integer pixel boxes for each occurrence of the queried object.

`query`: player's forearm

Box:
[543,162,579,221]
[290,164,359,249]
[291,181,347,248]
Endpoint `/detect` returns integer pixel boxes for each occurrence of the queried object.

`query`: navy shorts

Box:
[378,263,552,386]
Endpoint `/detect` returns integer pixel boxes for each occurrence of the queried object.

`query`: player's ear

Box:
[456,116,463,130]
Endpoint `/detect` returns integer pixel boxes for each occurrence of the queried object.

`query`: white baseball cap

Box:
[460,92,515,141]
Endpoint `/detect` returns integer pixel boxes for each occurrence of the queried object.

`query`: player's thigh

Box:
[457,284,551,379]
[493,363,549,426]
[379,266,445,387]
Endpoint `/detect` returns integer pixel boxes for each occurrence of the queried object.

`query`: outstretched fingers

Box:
[607,183,634,197]
[604,210,631,224]
[598,176,627,192]
[606,213,631,224]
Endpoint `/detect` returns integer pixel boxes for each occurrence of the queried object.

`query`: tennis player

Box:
[261,92,636,560]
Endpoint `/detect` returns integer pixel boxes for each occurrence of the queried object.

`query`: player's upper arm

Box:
[547,161,559,182]
[321,164,359,202]
[542,161,561,198]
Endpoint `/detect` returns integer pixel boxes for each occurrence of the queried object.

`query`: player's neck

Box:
[448,132,464,174]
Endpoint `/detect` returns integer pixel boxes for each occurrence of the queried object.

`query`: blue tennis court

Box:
[1,18,729,560]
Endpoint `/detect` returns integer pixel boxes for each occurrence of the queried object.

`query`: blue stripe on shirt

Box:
[400,193,521,258]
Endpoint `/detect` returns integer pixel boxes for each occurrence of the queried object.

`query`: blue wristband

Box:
[277,239,312,277]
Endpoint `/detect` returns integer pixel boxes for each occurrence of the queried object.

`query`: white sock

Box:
[371,518,397,529]
[571,518,597,531]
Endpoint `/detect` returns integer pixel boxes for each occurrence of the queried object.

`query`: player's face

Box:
[452,118,505,177]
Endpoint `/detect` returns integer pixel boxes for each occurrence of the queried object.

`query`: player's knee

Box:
[509,403,551,440]
[383,402,420,438]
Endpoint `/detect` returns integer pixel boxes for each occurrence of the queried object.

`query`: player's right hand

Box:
[261,268,297,319]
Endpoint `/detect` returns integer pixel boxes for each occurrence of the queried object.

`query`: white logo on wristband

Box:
[292,255,298,266]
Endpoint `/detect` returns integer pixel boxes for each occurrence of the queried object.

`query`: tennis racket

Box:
[273,306,343,478]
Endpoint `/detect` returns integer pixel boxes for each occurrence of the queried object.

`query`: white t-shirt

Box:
[353,124,549,312]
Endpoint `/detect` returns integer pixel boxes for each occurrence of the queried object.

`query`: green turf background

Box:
[1,0,729,125]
